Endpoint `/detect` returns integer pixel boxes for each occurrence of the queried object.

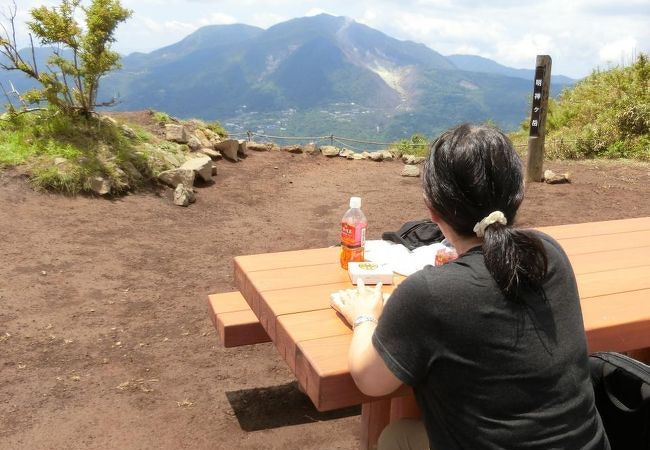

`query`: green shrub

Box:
[205,120,228,138]
[152,111,172,125]
[392,133,429,157]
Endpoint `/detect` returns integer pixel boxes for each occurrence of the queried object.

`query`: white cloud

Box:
[599,37,639,67]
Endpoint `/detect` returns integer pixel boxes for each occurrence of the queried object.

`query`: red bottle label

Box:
[341,222,366,248]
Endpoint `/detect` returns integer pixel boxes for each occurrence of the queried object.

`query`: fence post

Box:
[247,130,252,142]
[329,134,334,146]
[526,55,552,182]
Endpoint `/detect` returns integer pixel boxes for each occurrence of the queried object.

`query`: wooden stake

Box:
[526,55,552,182]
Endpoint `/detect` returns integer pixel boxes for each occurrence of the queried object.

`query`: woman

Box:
[331,124,610,449]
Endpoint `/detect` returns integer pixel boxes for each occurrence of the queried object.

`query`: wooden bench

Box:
[207,292,270,347]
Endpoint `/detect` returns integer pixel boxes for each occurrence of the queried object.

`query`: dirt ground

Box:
[1,148,649,449]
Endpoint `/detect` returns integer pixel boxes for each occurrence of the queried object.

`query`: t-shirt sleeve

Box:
[372,271,435,386]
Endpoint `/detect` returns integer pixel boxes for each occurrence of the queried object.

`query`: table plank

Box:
[583,289,650,352]
[555,230,650,255]
[295,333,411,411]
[538,217,650,240]
[577,266,650,298]
[569,246,650,274]
[235,247,340,272]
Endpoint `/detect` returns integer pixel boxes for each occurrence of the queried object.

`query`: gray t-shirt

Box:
[373,231,610,450]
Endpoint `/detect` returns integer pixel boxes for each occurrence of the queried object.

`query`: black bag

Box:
[381,219,444,250]
[589,352,650,450]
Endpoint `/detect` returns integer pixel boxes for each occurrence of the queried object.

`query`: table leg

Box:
[360,399,391,450]
[390,394,420,421]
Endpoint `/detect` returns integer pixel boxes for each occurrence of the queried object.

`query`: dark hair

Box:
[422,123,547,299]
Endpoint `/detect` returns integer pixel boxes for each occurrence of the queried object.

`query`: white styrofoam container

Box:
[348,261,394,285]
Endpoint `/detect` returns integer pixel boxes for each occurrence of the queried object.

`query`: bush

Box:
[392,133,429,157]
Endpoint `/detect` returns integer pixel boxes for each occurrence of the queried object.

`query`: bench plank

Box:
[207,292,270,348]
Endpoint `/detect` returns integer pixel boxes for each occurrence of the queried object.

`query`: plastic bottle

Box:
[340,196,368,269]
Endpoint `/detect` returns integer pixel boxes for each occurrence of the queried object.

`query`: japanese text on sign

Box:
[529,66,546,137]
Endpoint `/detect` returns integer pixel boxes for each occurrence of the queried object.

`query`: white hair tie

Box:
[473,211,507,237]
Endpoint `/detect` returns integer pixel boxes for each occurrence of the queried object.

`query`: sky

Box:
[4,0,649,78]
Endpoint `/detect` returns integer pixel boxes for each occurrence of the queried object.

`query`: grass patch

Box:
[0,111,166,194]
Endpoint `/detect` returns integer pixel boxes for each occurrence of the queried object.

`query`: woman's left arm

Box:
[331,281,402,397]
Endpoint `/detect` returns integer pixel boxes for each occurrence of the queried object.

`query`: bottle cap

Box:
[349,196,361,208]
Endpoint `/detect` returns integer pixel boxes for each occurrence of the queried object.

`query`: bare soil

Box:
[1,148,649,449]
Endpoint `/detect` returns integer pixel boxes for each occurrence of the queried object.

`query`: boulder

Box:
[402,154,426,165]
[194,129,212,148]
[339,148,355,159]
[401,165,420,177]
[165,124,188,143]
[320,145,339,157]
[187,135,202,151]
[181,156,213,182]
[100,116,118,127]
[238,140,248,158]
[90,176,111,195]
[544,169,571,184]
[247,142,270,152]
[198,148,222,160]
[173,183,196,207]
[202,128,220,144]
[380,150,394,161]
[214,139,240,161]
[303,143,317,155]
[158,168,195,188]
[369,151,384,162]
[350,153,364,160]
[282,145,303,154]
[121,124,137,140]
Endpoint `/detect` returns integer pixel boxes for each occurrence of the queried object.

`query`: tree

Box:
[0,0,131,117]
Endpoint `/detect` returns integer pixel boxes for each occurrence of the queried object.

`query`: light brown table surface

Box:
[234,217,650,448]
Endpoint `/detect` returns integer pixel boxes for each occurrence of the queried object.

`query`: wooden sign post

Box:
[526,55,552,182]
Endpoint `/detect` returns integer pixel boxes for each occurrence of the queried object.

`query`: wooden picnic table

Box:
[233,217,650,449]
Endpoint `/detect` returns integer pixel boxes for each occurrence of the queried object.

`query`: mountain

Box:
[447,54,575,86]
[1,14,577,141]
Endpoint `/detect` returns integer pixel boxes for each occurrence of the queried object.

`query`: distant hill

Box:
[1,14,577,140]
[447,54,575,87]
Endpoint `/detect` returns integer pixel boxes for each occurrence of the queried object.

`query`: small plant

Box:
[205,120,228,138]
[152,111,171,125]
[392,133,429,157]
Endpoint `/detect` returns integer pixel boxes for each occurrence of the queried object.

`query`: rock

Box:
[202,128,220,144]
[369,151,384,162]
[214,139,240,162]
[269,143,281,152]
[54,157,67,165]
[181,156,212,182]
[361,151,371,159]
[100,116,118,127]
[401,165,420,177]
[380,150,394,161]
[122,161,143,181]
[90,176,111,195]
[187,135,202,151]
[303,143,317,155]
[162,152,182,168]
[320,145,339,157]
[121,125,137,139]
[158,168,195,188]
[350,153,364,160]
[165,124,188,143]
[282,145,303,154]
[198,148,222,160]
[173,183,196,207]
[211,163,217,176]
[238,140,248,158]
[544,169,571,184]
[194,129,212,148]
[402,154,426,165]
[247,142,270,152]
[339,148,355,159]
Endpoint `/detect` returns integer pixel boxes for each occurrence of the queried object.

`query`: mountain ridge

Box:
[1,14,576,140]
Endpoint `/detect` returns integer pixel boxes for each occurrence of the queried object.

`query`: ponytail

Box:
[482,224,548,299]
